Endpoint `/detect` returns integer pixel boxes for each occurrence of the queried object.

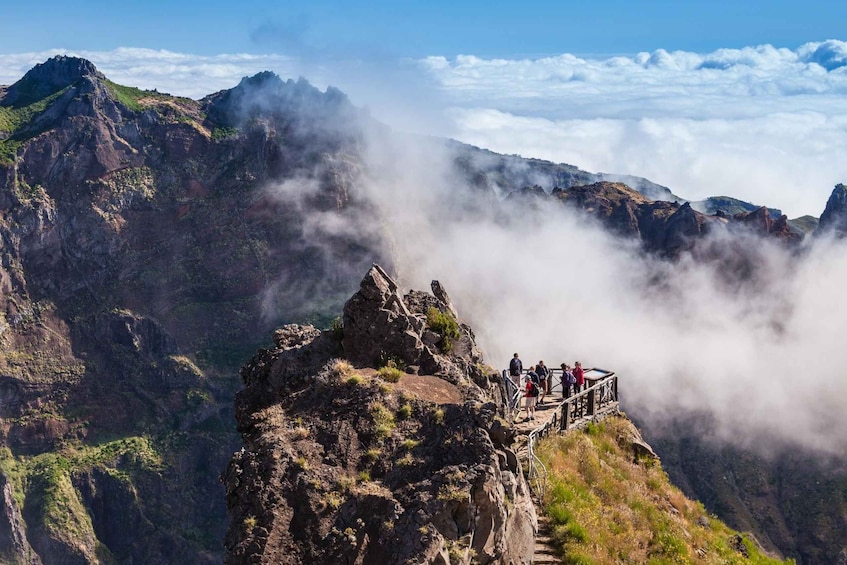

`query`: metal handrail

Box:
[502,370,620,499]
[526,418,551,499]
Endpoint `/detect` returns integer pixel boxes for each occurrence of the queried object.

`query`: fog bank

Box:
[357,128,847,456]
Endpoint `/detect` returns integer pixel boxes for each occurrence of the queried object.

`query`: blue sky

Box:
[2,2,847,217]
[3,0,847,58]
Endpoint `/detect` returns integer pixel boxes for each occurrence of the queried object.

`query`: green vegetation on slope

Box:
[0,88,66,133]
[0,437,162,544]
[103,80,156,112]
[426,307,460,352]
[211,126,239,141]
[536,416,793,565]
[0,87,69,165]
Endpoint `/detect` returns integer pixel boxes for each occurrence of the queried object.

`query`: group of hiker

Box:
[508,353,585,421]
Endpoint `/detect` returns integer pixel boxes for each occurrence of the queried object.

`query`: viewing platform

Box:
[501,367,621,497]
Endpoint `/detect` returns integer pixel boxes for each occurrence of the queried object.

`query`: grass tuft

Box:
[377,365,403,383]
[426,307,460,353]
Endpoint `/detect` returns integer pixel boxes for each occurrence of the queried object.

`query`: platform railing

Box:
[502,369,619,498]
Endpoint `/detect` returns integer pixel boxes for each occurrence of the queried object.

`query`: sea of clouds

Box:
[356,127,847,456]
[421,41,847,217]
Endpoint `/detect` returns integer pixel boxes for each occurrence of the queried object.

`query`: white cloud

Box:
[355,125,847,455]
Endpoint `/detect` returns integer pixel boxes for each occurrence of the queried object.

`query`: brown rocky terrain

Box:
[224,266,535,564]
[0,55,391,563]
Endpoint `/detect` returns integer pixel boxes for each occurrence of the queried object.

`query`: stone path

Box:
[510,391,619,564]
[531,509,561,564]
[512,396,564,434]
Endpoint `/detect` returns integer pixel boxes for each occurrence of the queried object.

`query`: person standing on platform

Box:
[573,361,585,393]
[561,363,575,398]
[509,353,522,388]
[508,353,523,415]
[524,372,539,421]
[536,360,549,404]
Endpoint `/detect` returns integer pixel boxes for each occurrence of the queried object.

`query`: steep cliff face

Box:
[0,55,390,563]
[224,266,536,564]
[643,418,847,565]
[816,183,847,237]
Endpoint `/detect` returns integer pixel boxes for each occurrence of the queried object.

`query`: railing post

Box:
[588,387,596,416]
[562,401,571,431]
[613,375,618,401]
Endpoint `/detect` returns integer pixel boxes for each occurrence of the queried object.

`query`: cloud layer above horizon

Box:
[421,40,847,217]
[2,41,847,216]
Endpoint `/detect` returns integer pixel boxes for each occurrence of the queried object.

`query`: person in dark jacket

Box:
[509,353,522,381]
[561,362,575,398]
[536,361,549,403]
[508,353,523,391]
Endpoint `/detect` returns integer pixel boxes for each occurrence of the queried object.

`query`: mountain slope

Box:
[537,416,791,564]
[0,55,390,563]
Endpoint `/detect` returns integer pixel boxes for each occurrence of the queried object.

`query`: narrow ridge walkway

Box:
[503,371,621,564]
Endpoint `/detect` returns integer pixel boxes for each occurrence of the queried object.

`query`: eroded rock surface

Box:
[224,267,535,564]
[817,183,847,237]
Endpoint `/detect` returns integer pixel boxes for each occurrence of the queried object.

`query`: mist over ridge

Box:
[207,57,847,457]
[308,104,847,458]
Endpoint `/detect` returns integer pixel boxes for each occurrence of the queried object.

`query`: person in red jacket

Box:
[524,373,539,421]
[573,361,585,393]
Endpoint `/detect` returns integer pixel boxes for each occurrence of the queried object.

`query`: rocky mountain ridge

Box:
[0,55,391,563]
[224,266,535,564]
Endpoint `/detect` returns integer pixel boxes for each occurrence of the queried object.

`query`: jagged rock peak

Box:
[342,265,484,382]
[225,265,536,564]
[5,56,104,105]
[817,183,847,237]
[203,71,353,128]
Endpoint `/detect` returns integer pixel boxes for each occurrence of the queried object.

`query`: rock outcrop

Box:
[224,267,536,564]
[552,182,712,255]
[0,471,40,564]
[816,183,847,237]
[342,265,487,386]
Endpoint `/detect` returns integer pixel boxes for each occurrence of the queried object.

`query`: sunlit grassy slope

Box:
[536,416,793,565]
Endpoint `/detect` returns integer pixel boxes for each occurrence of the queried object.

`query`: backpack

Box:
[509,358,521,376]
[529,381,540,397]
[566,370,576,385]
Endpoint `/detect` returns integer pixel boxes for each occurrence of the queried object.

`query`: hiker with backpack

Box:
[536,361,549,403]
[524,369,540,421]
